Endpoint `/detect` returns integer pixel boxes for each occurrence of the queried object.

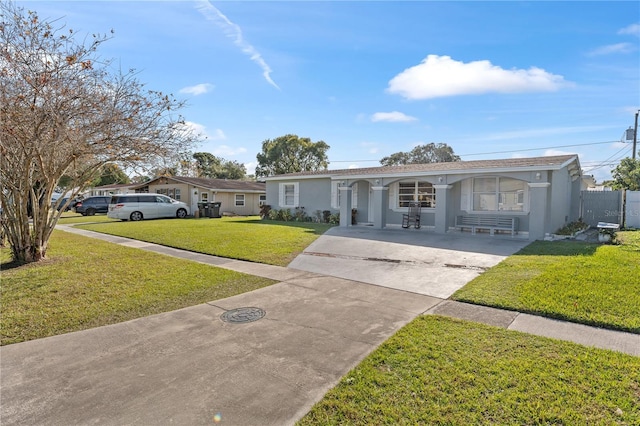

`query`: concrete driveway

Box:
[288,226,531,298]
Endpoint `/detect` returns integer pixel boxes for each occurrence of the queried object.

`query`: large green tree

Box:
[0,3,198,263]
[94,163,131,187]
[255,134,329,177]
[380,143,460,166]
[193,152,246,180]
[610,157,640,191]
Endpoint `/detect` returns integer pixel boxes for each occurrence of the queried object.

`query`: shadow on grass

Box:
[228,218,335,235]
[0,259,27,271]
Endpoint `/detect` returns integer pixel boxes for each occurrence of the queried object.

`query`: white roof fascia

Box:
[264,173,334,181]
[264,156,579,181]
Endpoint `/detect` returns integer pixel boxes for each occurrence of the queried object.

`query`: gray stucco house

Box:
[264,154,583,241]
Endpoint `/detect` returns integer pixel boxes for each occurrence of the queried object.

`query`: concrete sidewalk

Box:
[1,224,638,425]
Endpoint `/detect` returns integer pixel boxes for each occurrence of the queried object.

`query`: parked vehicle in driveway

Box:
[74,196,111,216]
[108,194,190,221]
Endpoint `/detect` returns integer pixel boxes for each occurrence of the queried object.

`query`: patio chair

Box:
[402,201,421,229]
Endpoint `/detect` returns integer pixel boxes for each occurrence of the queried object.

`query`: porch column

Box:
[528,182,550,240]
[434,184,452,234]
[338,185,352,227]
[371,186,388,229]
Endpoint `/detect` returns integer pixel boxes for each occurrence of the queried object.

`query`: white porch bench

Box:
[455,215,518,236]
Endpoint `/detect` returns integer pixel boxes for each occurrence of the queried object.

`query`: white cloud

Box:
[387,55,568,100]
[184,122,226,142]
[618,23,640,36]
[179,83,214,96]
[244,161,257,176]
[543,149,577,157]
[210,128,226,141]
[371,111,418,123]
[195,1,280,90]
[212,145,247,157]
[587,42,636,56]
[360,142,379,154]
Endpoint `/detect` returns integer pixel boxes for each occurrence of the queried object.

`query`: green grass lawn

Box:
[452,231,640,333]
[298,315,640,425]
[78,216,333,266]
[56,211,116,224]
[0,230,275,345]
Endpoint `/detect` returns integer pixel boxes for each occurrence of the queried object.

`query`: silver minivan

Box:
[108,194,190,221]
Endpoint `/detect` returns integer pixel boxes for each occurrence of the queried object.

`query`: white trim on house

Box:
[279,182,299,208]
[331,182,358,209]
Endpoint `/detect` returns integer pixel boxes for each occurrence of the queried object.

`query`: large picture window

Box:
[398,181,435,208]
[473,177,524,211]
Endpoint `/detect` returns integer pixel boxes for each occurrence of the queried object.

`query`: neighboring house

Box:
[264,154,584,241]
[131,176,266,216]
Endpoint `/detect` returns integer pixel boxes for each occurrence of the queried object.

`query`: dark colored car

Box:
[74,196,111,216]
[53,197,77,212]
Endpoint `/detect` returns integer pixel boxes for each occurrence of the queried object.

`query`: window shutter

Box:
[279,183,285,207]
[293,183,299,207]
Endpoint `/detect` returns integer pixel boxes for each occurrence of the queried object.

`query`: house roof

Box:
[265,154,580,180]
[142,176,266,193]
[92,183,139,190]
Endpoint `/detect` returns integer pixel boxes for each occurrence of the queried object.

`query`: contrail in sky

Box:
[195,0,280,90]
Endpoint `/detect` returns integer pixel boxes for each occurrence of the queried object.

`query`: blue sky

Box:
[22,1,640,182]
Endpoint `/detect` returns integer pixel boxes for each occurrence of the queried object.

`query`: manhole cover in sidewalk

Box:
[220,307,266,324]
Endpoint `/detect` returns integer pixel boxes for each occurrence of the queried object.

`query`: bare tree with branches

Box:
[0,2,199,263]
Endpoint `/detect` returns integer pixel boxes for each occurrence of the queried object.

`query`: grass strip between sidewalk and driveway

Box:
[452,231,640,333]
[77,216,333,267]
[298,315,640,425]
[0,230,275,345]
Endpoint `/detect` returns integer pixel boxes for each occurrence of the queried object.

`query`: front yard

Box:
[298,315,640,425]
[452,231,640,333]
[2,217,638,424]
[77,215,333,266]
[0,231,275,345]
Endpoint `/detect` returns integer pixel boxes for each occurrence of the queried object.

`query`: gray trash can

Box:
[210,202,222,218]
[200,202,210,218]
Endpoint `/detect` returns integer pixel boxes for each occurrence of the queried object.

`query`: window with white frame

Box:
[397,181,435,208]
[174,188,181,200]
[331,182,358,208]
[473,177,524,211]
[279,182,299,207]
[201,192,208,202]
[235,194,245,207]
[259,194,267,206]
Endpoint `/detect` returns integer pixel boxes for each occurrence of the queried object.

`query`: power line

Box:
[329,140,627,163]
[459,140,623,157]
[582,145,632,173]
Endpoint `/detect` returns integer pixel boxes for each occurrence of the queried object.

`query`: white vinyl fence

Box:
[626,191,640,229]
